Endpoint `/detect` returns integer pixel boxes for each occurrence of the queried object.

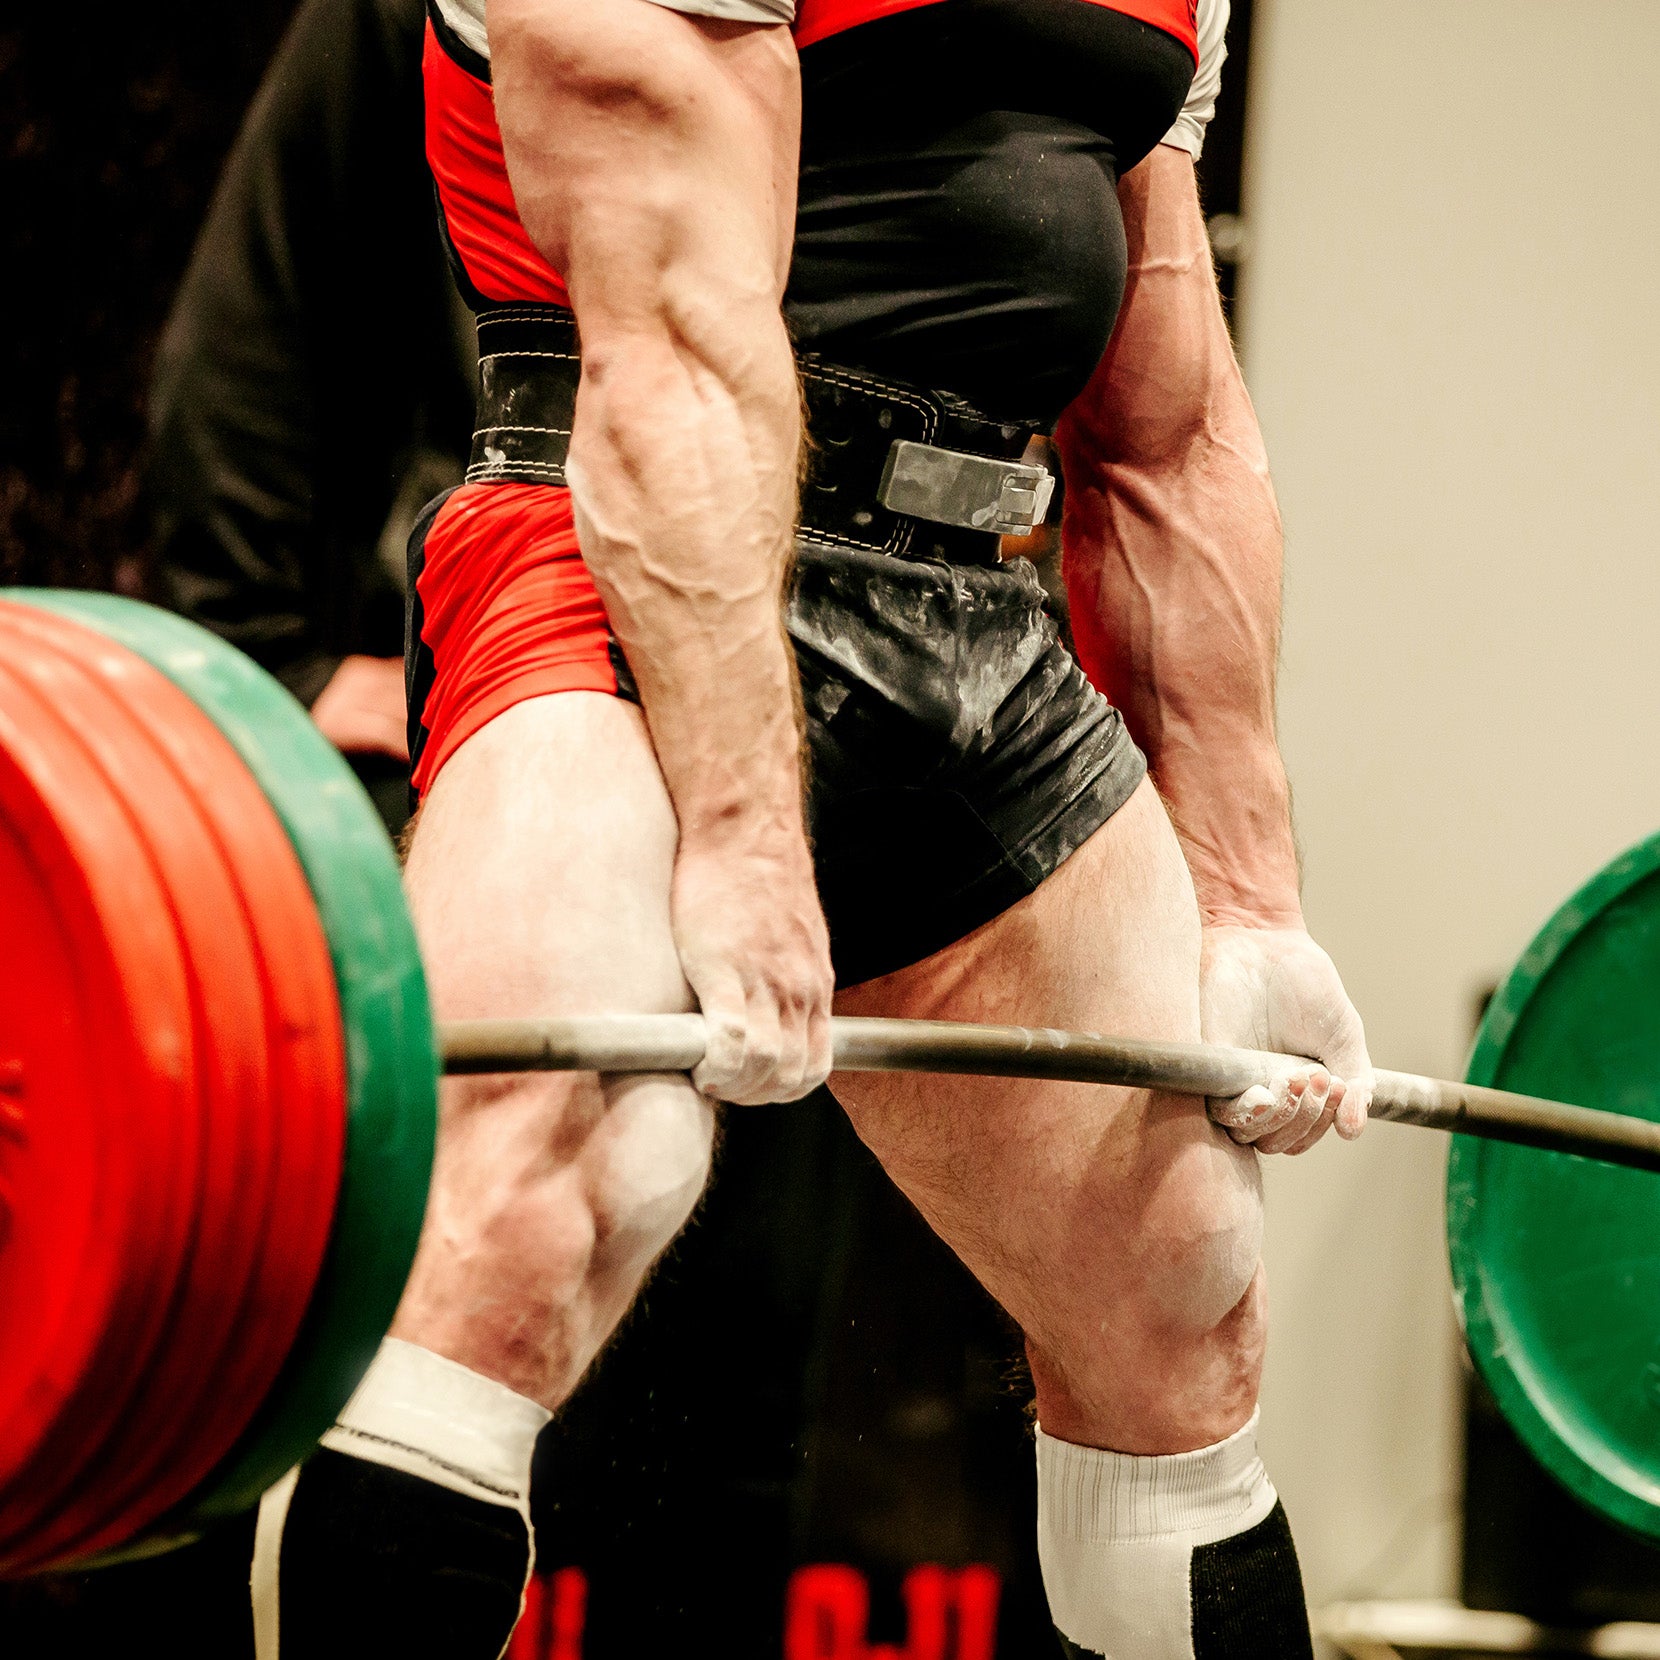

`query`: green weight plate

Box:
[12,592,436,1527]
[1448,830,1660,1538]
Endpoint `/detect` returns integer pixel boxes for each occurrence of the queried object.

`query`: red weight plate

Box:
[0,607,345,1570]
[0,650,218,1563]
[50,726,347,1560]
[17,614,346,1567]
[0,626,297,1569]
[29,613,345,1567]
[0,659,204,1549]
[0,803,162,1484]
[0,649,273,1567]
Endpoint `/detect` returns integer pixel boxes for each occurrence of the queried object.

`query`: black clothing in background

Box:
[148,0,473,707]
[0,0,296,588]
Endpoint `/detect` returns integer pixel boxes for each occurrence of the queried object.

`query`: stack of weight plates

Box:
[1450,831,1660,1540]
[0,593,436,1574]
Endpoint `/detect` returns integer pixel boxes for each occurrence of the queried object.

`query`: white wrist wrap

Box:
[321,1338,551,1511]
[1036,1411,1277,1660]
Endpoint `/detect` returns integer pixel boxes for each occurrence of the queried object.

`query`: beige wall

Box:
[1237,0,1660,1617]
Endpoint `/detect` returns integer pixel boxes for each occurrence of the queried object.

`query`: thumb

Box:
[1208,1082,1294,1145]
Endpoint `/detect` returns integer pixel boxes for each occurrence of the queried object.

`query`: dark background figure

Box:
[2,0,292,595]
[143,0,474,826]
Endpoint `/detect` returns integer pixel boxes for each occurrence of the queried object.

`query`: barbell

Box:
[0,590,1656,1572]
[441,1015,1660,1171]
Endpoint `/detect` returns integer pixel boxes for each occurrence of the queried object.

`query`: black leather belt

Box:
[466,305,1051,566]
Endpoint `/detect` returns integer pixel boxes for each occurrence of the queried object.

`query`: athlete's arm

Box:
[310,655,409,760]
[488,0,830,1104]
[1055,143,1371,1151]
[1057,145,1294,923]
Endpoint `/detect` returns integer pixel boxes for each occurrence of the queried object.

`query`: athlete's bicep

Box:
[485,0,801,324]
[1058,144,1234,470]
[1056,0,1234,464]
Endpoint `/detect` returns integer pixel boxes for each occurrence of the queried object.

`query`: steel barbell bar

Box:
[440,1014,1660,1174]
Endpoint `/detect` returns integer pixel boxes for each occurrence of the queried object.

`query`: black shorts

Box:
[786,539,1145,985]
[407,510,1144,990]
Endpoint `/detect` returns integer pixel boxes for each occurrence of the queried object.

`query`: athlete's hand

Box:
[310,655,409,761]
[670,833,834,1106]
[1200,924,1373,1154]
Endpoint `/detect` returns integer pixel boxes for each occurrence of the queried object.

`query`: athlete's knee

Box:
[584,1073,715,1282]
[1131,1131,1265,1343]
[432,1069,713,1293]
[395,1070,711,1396]
[412,1072,606,1304]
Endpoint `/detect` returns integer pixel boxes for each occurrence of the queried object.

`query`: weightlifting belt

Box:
[466,305,1052,565]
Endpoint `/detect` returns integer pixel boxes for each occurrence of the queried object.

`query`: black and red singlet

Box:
[409,0,1226,849]
[424,0,1224,421]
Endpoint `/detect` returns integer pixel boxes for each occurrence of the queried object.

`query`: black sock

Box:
[251,1339,548,1659]
[256,1451,530,1659]
[1189,1501,1311,1658]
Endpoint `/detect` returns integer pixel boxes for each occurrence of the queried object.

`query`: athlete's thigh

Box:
[831,778,1258,1359]
[403,688,704,1242]
[405,690,689,1023]
[395,692,709,1396]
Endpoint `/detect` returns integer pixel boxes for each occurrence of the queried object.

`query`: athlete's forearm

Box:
[1061,416,1302,928]
[1056,145,1301,928]
[491,0,807,856]
[567,317,806,851]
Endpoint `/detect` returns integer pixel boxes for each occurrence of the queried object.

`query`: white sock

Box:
[319,1337,550,1510]
[1036,1410,1308,1660]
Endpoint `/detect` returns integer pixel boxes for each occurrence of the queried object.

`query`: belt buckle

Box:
[876,440,1056,537]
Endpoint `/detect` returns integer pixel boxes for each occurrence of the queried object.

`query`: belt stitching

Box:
[471,322,1014,559]
[798,361,939,556]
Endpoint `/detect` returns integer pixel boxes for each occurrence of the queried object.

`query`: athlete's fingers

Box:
[716,995,786,1107]
[670,837,832,1102]
[1280,1074,1344,1156]
[1335,1070,1372,1140]
[801,1001,834,1099]
[756,982,814,1104]
[1199,922,1373,1153]
[688,969,752,1101]
[1258,1069,1333,1156]
[764,986,832,1104]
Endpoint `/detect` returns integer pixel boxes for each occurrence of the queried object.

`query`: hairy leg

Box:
[833,778,1265,1453]
[253,692,707,1657]
[392,692,713,1409]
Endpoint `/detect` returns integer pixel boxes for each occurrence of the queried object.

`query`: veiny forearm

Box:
[1062,395,1302,926]
[1057,147,1301,927]
[491,0,806,854]
[566,316,807,851]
